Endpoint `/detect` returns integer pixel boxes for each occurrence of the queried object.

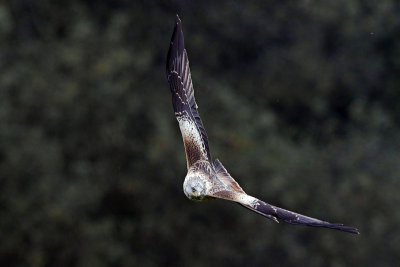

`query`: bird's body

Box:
[166,15,359,234]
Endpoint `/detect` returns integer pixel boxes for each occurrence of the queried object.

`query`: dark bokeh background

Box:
[1,1,399,266]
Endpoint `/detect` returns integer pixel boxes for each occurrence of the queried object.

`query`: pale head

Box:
[183,174,207,201]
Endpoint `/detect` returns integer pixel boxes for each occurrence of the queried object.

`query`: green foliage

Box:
[1,0,399,266]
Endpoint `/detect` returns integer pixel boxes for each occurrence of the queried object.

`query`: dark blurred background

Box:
[1,0,399,266]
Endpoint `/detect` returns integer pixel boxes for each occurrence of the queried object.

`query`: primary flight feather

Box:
[166,15,359,234]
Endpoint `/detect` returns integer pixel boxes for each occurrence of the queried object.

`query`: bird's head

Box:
[183,175,207,201]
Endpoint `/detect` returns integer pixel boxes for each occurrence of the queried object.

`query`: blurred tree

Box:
[0,0,399,266]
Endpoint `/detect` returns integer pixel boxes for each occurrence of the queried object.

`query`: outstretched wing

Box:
[166,15,211,169]
[211,190,359,234]
[242,195,359,234]
[209,161,359,234]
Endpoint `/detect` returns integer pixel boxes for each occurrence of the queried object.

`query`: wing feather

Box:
[166,15,211,168]
[213,159,245,194]
[240,194,359,234]
[210,189,358,234]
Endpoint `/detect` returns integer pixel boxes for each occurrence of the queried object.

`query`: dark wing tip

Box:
[166,15,185,75]
[306,222,359,234]
[330,224,360,234]
[253,200,360,234]
[173,14,182,35]
[175,14,181,24]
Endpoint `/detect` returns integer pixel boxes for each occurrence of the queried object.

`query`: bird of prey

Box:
[166,15,359,234]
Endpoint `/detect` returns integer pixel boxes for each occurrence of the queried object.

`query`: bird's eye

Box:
[191,187,196,193]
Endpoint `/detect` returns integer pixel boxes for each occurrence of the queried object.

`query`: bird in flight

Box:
[166,15,359,234]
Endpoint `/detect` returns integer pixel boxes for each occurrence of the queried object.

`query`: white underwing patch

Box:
[237,194,258,206]
[177,116,208,160]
